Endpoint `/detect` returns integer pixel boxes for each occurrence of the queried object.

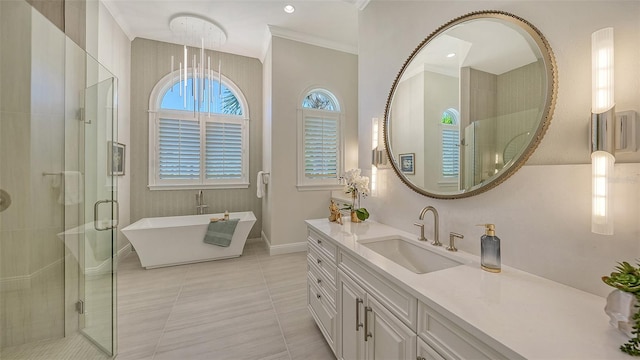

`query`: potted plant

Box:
[340,168,370,222]
[603,261,640,355]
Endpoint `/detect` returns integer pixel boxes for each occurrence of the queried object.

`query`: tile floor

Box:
[117,238,335,360]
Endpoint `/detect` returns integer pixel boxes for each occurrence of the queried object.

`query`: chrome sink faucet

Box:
[195,190,208,215]
[414,206,441,246]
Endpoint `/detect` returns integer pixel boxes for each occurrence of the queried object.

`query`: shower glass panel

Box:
[0,1,117,358]
[79,64,118,355]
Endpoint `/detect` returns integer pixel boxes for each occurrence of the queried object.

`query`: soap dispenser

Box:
[478,224,501,273]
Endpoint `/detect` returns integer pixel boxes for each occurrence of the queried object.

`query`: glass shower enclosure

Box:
[0,1,118,358]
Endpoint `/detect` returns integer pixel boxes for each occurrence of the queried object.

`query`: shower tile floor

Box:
[116,238,334,360]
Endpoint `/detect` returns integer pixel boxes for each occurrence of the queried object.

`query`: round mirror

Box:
[384,11,557,199]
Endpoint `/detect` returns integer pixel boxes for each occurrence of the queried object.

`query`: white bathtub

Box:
[121,211,256,269]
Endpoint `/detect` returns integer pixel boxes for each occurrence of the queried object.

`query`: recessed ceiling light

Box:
[284,5,295,14]
[446,53,456,58]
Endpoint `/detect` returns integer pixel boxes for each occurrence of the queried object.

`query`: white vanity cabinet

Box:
[338,271,366,360]
[416,301,518,360]
[306,219,630,360]
[338,265,416,360]
[307,224,515,360]
[307,229,338,354]
[417,337,446,360]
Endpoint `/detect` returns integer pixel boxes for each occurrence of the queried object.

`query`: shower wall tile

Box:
[0,112,31,232]
[29,227,64,274]
[0,0,31,114]
[0,288,31,347]
[31,112,65,227]
[0,230,29,279]
[64,249,80,336]
[31,8,65,117]
[28,263,64,342]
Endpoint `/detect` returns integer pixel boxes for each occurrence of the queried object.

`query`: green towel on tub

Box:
[204,219,240,247]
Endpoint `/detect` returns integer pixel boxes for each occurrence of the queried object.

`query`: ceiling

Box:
[103,0,363,61]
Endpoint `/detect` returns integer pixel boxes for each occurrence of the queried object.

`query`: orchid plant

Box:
[341,168,370,221]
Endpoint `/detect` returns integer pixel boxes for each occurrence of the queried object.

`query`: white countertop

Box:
[305,218,629,360]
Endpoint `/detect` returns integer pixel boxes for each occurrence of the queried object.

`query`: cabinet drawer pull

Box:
[316,293,321,300]
[317,258,322,264]
[317,278,322,284]
[317,239,322,244]
[356,298,363,331]
[417,357,427,360]
[364,306,372,341]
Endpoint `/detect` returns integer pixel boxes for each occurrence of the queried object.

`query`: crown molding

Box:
[267,25,358,55]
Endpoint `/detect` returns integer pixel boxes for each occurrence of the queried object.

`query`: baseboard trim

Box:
[117,243,132,263]
[261,231,307,256]
[0,259,63,292]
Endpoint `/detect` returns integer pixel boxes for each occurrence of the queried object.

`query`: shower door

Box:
[79,73,118,356]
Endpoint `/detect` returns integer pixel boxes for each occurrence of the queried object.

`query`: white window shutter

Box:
[304,116,338,179]
[442,128,460,177]
[158,118,201,179]
[205,121,244,179]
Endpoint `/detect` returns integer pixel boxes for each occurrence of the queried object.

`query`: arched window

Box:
[297,88,343,190]
[148,71,249,190]
[302,89,339,111]
[441,108,460,178]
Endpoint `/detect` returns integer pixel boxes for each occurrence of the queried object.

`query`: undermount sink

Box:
[360,237,464,274]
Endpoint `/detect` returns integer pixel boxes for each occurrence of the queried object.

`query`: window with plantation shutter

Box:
[297,88,343,190]
[304,116,338,179]
[442,127,459,177]
[440,108,460,180]
[206,121,244,179]
[148,73,249,190]
[158,118,201,180]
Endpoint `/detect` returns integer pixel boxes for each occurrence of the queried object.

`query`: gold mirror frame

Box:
[383,10,557,199]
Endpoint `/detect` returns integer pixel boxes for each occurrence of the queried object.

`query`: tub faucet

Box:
[415,206,440,246]
[195,190,208,215]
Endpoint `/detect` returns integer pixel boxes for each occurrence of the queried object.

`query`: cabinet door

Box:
[417,337,446,360]
[365,296,416,360]
[338,272,366,360]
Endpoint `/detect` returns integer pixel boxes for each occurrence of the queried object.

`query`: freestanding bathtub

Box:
[121,211,256,269]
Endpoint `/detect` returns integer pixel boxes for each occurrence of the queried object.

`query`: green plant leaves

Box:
[603,261,640,355]
[356,208,370,221]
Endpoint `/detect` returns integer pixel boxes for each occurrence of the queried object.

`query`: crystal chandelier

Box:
[168,15,227,116]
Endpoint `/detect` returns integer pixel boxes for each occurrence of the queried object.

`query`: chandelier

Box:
[168,15,227,115]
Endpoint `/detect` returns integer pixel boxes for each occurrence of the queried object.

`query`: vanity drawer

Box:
[308,275,336,353]
[308,258,337,307]
[417,301,513,360]
[418,337,446,360]
[308,244,337,285]
[338,250,417,331]
[308,229,337,262]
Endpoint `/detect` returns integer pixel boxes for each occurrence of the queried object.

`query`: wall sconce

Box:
[591,27,615,235]
[371,117,388,196]
[371,117,387,168]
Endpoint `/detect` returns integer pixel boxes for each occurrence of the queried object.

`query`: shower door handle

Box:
[94,199,119,231]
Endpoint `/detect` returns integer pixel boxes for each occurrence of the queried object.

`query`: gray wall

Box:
[130,38,263,239]
[263,36,358,249]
